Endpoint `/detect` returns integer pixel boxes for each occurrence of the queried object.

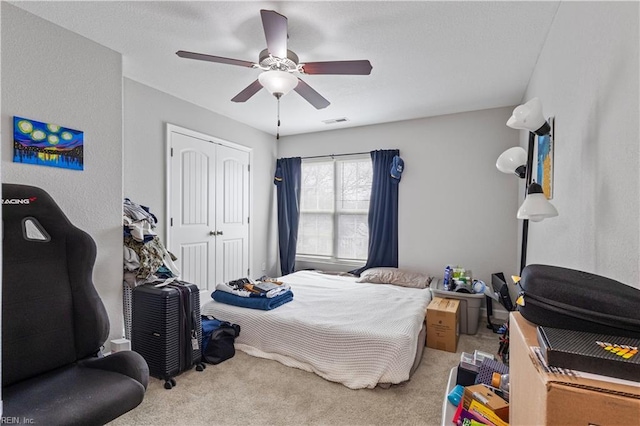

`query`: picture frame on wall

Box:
[13,116,84,171]
[534,116,554,199]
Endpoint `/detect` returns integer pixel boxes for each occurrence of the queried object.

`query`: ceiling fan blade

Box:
[176,50,255,68]
[294,78,330,109]
[301,60,373,75]
[231,79,263,103]
[260,9,288,58]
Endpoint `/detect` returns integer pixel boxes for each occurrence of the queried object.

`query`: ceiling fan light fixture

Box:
[177,10,370,109]
[259,70,298,97]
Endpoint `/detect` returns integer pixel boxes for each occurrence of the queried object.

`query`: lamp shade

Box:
[258,70,298,97]
[506,98,551,135]
[496,146,527,177]
[517,182,558,222]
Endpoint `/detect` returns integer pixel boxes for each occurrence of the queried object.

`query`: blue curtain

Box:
[352,149,400,276]
[274,157,302,275]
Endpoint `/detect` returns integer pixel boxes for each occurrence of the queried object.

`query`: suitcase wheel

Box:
[164,378,177,389]
[196,362,206,372]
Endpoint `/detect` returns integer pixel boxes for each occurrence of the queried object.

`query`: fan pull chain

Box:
[276,95,281,140]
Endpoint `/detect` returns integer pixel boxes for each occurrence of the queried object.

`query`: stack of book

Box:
[452,384,509,426]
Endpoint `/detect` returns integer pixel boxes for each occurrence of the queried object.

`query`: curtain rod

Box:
[301,151,370,160]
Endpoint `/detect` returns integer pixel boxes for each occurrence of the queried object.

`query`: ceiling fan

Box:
[176,9,373,110]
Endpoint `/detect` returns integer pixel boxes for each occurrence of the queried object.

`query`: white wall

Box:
[278,107,521,286]
[0,2,3,410]
[123,78,279,279]
[523,1,639,286]
[1,4,125,343]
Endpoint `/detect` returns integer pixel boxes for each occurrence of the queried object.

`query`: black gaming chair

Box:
[2,184,149,425]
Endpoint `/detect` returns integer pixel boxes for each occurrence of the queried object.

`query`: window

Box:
[298,156,372,262]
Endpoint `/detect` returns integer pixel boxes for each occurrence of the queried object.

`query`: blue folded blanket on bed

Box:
[212,289,293,310]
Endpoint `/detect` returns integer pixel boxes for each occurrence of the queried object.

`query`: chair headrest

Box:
[2,184,74,240]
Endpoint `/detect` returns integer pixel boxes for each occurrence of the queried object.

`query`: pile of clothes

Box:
[123,198,179,287]
[212,278,293,310]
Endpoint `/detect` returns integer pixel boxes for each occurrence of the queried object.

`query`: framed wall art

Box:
[13,116,84,170]
[535,116,554,199]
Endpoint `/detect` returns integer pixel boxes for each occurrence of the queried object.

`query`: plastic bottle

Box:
[453,266,464,280]
[443,266,452,291]
[491,372,510,393]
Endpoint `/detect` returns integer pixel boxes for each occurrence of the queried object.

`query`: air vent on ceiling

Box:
[322,117,349,125]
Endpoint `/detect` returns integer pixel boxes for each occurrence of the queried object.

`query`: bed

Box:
[201,270,432,389]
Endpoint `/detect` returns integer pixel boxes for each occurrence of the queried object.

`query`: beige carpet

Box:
[110,326,499,426]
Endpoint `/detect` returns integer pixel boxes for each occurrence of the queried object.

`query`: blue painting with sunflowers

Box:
[13,116,84,170]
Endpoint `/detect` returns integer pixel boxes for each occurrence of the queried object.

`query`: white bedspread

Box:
[201,270,432,389]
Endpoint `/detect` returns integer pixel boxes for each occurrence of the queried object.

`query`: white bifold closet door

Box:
[168,127,250,296]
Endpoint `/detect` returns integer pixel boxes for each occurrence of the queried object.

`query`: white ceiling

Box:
[11,1,560,137]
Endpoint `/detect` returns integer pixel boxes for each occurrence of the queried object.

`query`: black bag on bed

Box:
[201,316,241,364]
[518,264,640,338]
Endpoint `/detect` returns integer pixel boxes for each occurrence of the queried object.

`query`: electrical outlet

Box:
[261,262,266,271]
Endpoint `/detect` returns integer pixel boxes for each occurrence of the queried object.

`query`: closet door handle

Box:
[216,230,224,236]
[209,230,224,236]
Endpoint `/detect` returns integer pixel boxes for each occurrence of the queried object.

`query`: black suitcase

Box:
[519,264,640,338]
[132,281,206,389]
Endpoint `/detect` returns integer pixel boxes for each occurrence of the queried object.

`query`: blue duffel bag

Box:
[201,316,241,364]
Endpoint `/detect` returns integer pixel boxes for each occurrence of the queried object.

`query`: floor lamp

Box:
[496,98,558,274]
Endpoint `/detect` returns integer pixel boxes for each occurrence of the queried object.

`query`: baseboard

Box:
[480,307,509,322]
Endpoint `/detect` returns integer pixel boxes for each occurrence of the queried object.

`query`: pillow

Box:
[356,267,432,289]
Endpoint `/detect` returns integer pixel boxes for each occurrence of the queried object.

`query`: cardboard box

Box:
[510,312,640,426]
[462,384,509,423]
[426,297,460,352]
